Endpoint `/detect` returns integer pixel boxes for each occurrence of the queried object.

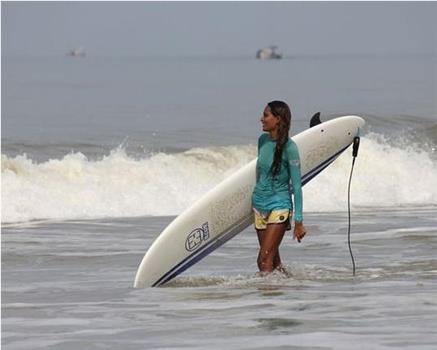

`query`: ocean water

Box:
[2,54,437,349]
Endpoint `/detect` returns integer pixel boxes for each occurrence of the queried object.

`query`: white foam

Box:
[304,132,437,211]
[2,134,437,223]
[1,145,255,223]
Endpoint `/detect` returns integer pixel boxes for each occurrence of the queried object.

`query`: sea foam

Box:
[2,134,436,223]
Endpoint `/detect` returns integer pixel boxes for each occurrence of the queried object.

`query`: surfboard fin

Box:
[310,112,322,128]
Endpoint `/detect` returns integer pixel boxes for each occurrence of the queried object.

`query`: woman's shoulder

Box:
[258,133,270,144]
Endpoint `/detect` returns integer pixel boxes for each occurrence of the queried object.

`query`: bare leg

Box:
[273,250,282,271]
[256,228,265,246]
[256,223,286,273]
[257,228,284,271]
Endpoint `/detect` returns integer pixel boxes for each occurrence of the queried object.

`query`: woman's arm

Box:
[288,141,307,242]
[288,142,303,222]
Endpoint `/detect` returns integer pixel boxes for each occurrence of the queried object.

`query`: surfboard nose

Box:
[350,115,366,128]
[353,116,365,136]
[338,115,365,136]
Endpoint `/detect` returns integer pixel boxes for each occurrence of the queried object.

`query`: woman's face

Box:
[260,106,280,132]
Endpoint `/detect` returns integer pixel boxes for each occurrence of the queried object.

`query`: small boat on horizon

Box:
[67,47,86,57]
[256,46,282,60]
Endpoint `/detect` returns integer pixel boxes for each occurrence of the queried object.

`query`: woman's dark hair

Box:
[268,100,291,177]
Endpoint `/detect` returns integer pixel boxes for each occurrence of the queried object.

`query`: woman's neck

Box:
[269,130,279,140]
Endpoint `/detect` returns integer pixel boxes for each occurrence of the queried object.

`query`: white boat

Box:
[256,46,282,59]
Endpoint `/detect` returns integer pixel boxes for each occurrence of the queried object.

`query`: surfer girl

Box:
[252,100,307,274]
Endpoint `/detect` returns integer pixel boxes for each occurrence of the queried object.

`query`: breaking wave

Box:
[2,133,437,223]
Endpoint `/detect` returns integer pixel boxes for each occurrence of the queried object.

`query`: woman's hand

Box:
[293,221,307,243]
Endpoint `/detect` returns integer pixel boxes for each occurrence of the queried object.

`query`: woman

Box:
[252,101,307,274]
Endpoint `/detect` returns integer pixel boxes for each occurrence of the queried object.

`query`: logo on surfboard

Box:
[185,222,210,251]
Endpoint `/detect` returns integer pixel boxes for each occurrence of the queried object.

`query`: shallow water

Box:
[2,209,437,349]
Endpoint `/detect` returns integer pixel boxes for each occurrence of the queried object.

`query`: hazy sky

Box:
[2,1,436,57]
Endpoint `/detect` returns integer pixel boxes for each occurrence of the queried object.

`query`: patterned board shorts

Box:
[253,208,291,231]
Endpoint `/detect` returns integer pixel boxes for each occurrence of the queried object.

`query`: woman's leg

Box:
[257,223,286,273]
[256,228,266,245]
[273,215,291,271]
[273,250,282,271]
[257,228,284,271]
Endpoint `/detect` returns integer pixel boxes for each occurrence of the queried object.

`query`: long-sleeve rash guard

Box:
[252,133,303,222]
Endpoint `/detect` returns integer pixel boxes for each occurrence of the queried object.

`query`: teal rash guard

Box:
[252,133,303,222]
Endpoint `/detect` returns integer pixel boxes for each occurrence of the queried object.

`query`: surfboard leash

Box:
[347,136,360,276]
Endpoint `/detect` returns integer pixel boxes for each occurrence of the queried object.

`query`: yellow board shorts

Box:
[253,208,291,231]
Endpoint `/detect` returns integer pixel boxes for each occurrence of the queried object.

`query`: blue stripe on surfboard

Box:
[151,144,351,287]
[153,214,253,286]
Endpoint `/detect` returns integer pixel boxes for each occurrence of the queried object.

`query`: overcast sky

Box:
[2,2,436,57]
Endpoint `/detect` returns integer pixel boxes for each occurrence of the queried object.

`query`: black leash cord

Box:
[347,157,357,276]
[348,137,360,276]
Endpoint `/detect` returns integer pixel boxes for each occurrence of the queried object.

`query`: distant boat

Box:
[256,46,282,60]
[67,47,86,57]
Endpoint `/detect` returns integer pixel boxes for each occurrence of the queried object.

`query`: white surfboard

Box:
[134,115,365,287]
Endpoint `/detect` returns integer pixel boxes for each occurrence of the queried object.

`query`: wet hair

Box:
[267,100,291,177]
